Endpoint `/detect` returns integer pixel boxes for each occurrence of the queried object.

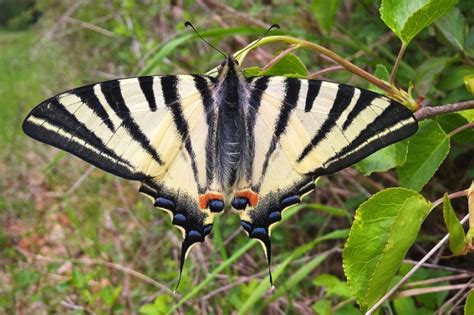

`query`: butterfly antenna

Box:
[185,21,226,57]
[235,23,280,59]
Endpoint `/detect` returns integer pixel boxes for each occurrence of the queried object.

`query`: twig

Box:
[414,100,474,121]
[403,273,474,288]
[403,259,473,274]
[63,16,118,38]
[448,121,474,138]
[309,65,345,79]
[261,45,299,71]
[365,213,470,315]
[389,43,407,84]
[65,166,95,196]
[395,283,474,298]
[438,278,474,314]
[16,247,174,295]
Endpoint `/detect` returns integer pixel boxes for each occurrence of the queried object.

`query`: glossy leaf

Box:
[243,53,308,78]
[443,193,466,255]
[397,120,450,191]
[380,0,458,45]
[356,141,407,176]
[343,188,431,311]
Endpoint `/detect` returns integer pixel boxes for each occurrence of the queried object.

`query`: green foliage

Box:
[466,290,474,315]
[313,274,352,298]
[443,193,467,255]
[312,0,342,34]
[343,188,431,311]
[356,141,407,176]
[435,7,466,52]
[397,120,450,191]
[380,0,459,45]
[243,53,308,78]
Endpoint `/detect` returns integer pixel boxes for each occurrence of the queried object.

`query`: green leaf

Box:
[343,188,431,311]
[312,0,342,34]
[437,113,474,144]
[443,193,466,255]
[312,299,332,315]
[313,274,352,298]
[435,7,465,51]
[465,73,474,95]
[356,141,407,175]
[414,57,453,96]
[465,290,474,315]
[393,297,418,314]
[397,120,450,192]
[243,53,308,78]
[380,0,458,45]
[438,66,474,91]
[368,64,390,94]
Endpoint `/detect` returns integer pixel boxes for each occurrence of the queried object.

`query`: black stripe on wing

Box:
[192,75,217,186]
[297,84,355,162]
[71,85,116,132]
[22,99,144,180]
[258,77,301,188]
[138,76,158,111]
[246,76,270,182]
[342,88,377,130]
[304,80,321,112]
[160,76,202,191]
[312,100,417,176]
[101,80,164,165]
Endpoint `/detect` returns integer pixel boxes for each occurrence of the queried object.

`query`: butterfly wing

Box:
[235,76,418,279]
[22,75,222,280]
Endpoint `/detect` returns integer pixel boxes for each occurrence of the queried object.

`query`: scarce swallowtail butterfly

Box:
[22,23,418,288]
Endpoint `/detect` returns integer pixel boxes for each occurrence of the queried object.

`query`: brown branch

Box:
[389,43,407,84]
[448,121,474,137]
[414,100,474,121]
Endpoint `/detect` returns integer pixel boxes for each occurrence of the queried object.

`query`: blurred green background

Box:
[1,0,473,314]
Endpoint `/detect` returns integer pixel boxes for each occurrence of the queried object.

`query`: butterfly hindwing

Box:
[22,75,223,279]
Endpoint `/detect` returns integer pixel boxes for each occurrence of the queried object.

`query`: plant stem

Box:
[235,35,417,109]
[448,121,474,137]
[261,44,299,71]
[414,100,474,121]
[389,43,407,84]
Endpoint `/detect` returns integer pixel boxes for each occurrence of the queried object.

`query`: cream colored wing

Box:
[233,76,418,283]
[22,75,223,283]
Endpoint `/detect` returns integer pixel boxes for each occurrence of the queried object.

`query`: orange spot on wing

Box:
[199,192,224,209]
[235,189,259,207]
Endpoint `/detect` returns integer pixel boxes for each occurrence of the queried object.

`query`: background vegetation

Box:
[1,0,473,314]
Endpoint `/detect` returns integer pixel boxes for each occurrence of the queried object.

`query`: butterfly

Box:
[22,24,418,288]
